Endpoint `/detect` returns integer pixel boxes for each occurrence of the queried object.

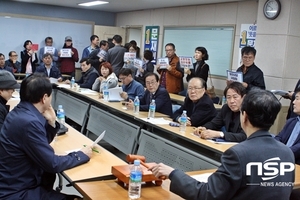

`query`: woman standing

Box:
[58,36,79,78]
[135,50,154,86]
[20,40,38,74]
[185,47,209,89]
[92,62,118,97]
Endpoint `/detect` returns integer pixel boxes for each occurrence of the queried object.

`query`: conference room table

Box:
[74,165,300,200]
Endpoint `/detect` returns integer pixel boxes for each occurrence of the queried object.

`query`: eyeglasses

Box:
[146,81,157,86]
[119,76,128,81]
[188,87,203,91]
[165,49,174,52]
[10,55,18,57]
[242,56,254,60]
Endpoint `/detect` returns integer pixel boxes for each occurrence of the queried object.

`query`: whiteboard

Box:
[163,26,235,77]
[0,15,93,67]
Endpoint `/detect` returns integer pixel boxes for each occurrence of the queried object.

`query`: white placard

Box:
[124,52,136,62]
[157,57,169,69]
[226,70,243,83]
[60,49,72,58]
[133,58,143,68]
[97,49,106,58]
[179,56,193,69]
[44,46,55,54]
[108,87,123,101]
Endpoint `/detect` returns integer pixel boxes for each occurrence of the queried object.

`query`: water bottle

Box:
[222,96,227,106]
[70,77,75,89]
[148,99,156,118]
[103,82,109,101]
[133,96,140,114]
[128,160,142,199]
[179,110,187,133]
[57,105,65,125]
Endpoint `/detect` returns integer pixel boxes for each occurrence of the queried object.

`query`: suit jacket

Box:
[172,93,217,127]
[157,54,184,94]
[107,45,127,76]
[203,104,246,142]
[36,64,62,79]
[169,130,295,200]
[186,61,209,87]
[140,86,173,117]
[287,79,300,119]
[236,63,265,91]
[275,117,300,164]
[20,50,38,73]
[0,96,9,131]
[135,61,154,86]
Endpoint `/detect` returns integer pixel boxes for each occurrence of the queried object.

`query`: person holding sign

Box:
[123,44,139,77]
[185,47,209,89]
[88,40,109,71]
[135,50,154,86]
[58,36,79,77]
[227,46,265,91]
[38,37,58,65]
[157,43,183,94]
[20,40,38,74]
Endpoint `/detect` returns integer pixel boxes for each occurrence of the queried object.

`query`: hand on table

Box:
[149,163,174,179]
[81,145,92,158]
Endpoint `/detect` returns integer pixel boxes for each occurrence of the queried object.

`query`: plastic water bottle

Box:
[57,105,65,125]
[179,110,187,133]
[70,77,75,89]
[103,82,109,101]
[128,160,142,199]
[133,96,140,114]
[222,96,227,106]
[148,99,156,118]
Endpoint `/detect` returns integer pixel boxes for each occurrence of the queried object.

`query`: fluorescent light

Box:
[78,1,108,7]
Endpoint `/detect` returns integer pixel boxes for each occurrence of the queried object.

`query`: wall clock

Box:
[263,0,281,20]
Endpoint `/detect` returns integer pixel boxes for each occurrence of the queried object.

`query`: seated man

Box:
[0,74,92,200]
[36,53,62,81]
[5,51,21,73]
[275,87,300,165]
[172,77,217,127]
[194,82,247,142]
[150,89,295,200]
[65,58,99,89]
[119,68,144,101]
[0,70,19,130]
[0,53,13,74]
[127,72,172,116]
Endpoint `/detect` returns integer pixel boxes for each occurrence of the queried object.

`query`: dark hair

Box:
[189,77,206,89]
[144,72,159,82]
[100,62,113,74]
[144,50,153,61]
[223,82,246,97]
[99,40,108,47]
[124,43,131,51]
[0,53,4,58]
[195,47,209,61]
[241,89,281,130]
[20,73,52,103]
[128,44,137,51]
[112,35,122,44]
[294,87,300,95]
[90,35,99,42]
[129,40,137,46]
[8,51,16,57]
[80,58,91,65]
[42,52,53,59]
[44,37,53,43]
[241,46,256,56]
[165,43,175,50]
[119,68,132,77]
[23,40,32,49]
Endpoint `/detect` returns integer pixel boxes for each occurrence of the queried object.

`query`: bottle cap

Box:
[134,160,140,166]
[58,105,63,109]
[151,99,155,102]
[183,110,187,114]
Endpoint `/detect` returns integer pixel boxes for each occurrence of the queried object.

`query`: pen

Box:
[83,145,99,153]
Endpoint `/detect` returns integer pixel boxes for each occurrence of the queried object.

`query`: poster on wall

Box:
[238,24,257,67]
[144,26,159,64]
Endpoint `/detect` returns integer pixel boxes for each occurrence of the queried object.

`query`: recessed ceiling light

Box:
[78,1,109,7]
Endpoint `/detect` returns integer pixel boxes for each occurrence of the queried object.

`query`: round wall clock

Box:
[263,0,281,20]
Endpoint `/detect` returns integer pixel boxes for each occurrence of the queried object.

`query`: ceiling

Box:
[12,0,250,13]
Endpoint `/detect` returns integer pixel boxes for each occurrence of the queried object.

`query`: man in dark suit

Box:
[285,79,300,119]
[36,53,62,81]
[127,72,172,117]
[275,87,300,165]
[194,82,247,142]
[150,89,295,200]
[172,77,217,127]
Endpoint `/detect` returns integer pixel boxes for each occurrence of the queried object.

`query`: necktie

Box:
[286,117,300,147]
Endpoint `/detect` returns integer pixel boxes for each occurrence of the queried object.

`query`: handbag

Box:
[206,69,217,99]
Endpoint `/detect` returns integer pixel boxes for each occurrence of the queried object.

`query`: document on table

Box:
[56,84,71,88]
[140,117,171,125]
[80,89,99,95]
[108,87,123,101]
[50,77,58,83]
[191,173,212,183]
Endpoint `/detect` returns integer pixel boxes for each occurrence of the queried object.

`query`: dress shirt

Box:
[286,117,300,147]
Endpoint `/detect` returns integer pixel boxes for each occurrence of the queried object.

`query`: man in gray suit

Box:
[150,89,295,200]
[106,35,126,77]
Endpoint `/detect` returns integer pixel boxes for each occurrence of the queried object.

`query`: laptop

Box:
[108,87,124,102]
